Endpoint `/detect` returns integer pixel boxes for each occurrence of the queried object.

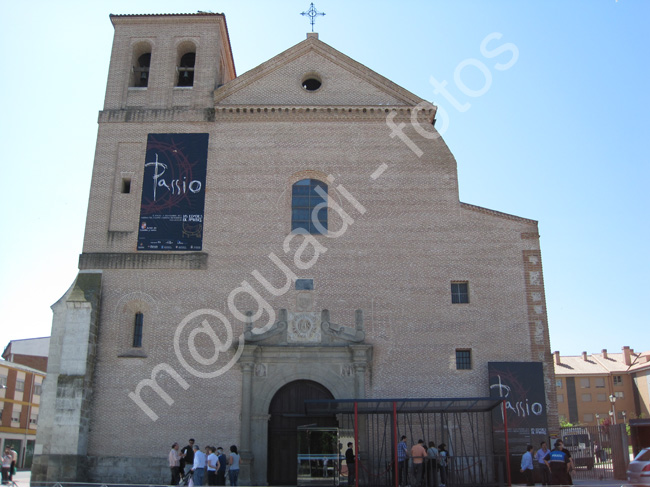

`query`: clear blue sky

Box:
[0,1,647,357]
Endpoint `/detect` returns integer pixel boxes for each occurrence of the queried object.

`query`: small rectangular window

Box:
[581,393,592,402]
[295,279,314,290]
[456,349,472,370]
[597,393,607,402]
[557,394,564,403]
[34,384,42,396]
[133,312,144,348]
[121,177,132,194]
[580,378,590,388]
[15,380,25,392]
[613,375,623,386]
[451,282,469,304]
[556,379,562,388]
[614,391,624,399]
[0,376,6,388]
[595,377,605,388]
[583,413,594,423]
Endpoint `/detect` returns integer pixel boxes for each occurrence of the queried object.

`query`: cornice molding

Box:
[98,105,435,124]
[460,202,538,225]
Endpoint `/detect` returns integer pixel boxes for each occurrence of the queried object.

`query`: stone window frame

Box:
[117,293,156,358]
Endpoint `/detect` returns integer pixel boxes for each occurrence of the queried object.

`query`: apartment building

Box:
[0,360,44,468]
[554,346,650,426]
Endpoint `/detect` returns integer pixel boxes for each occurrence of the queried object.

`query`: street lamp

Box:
[622,411,626,424]
[609,394,617,425]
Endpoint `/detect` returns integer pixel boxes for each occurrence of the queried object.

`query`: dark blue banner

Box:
[137,133,209,251]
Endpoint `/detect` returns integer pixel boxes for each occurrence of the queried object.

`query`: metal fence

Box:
[558,423,629,482]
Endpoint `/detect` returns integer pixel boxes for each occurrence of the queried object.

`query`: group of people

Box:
[168,439,240,487]
[1,445,17,485]
[520,440,574,486]
[397,436,449,487]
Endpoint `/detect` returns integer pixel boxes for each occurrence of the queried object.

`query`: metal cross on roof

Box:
[301,3,326,32]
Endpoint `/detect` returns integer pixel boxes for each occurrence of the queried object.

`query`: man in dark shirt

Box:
[215,447,227,486]
[180,438,195,476]
[346,442,356,486]
[544,440,570,486]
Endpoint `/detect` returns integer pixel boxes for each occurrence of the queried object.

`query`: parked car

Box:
[627,448,650,486]
[561,427,595,469]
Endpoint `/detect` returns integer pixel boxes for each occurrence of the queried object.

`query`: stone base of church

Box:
[31,455,169,485]
[31,454,90,483]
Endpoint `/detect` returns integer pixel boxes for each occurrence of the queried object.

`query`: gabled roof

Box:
[554,349,650,375]
[214,34,429,108]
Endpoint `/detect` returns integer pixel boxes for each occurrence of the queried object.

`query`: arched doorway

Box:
[267,380,337,485]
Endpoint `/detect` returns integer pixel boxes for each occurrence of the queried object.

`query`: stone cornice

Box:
[460,202,538,225]
[79,252,207,270]
[98,105,435,124]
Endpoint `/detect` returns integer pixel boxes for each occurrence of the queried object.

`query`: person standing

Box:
[168,442,182,485]
[520,445,534,486]
[536,441,550,486]
[206,446,218,486]
[345,442,356,486]
[180,439,195,476]
[559,441,574,485]
[2,447,13,484]
[410,439,427,487]
[426,441,439,487]
[544,440,571,486]
[191,444,206,486]
[8,445,16,481]
[438,444,448,487]
[397,435,408,487]
[215,447,227,486]
[228,445,240,487]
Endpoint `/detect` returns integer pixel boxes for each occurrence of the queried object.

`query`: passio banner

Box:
[137,133,209,251]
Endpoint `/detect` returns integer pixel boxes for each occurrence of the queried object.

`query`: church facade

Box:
[32,12,557,486]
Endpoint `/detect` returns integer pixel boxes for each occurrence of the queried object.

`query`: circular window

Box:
[301,74,322,92]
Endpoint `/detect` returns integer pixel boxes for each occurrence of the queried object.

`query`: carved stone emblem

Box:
[254,363,267,378]
[296,291,314,312]
[287,312,321,343]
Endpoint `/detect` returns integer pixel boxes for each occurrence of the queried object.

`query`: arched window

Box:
[291,179,327,234]
[134,53,151,87]
[132,312,144,348]
[177,52,195,87]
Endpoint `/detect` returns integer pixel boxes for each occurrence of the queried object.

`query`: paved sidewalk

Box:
[8,469,634,487]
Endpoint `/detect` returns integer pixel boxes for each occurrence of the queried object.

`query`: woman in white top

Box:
[2,447,13,484]
[228,445,240,487]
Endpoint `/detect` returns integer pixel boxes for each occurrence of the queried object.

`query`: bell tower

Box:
[104,13,236,111]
